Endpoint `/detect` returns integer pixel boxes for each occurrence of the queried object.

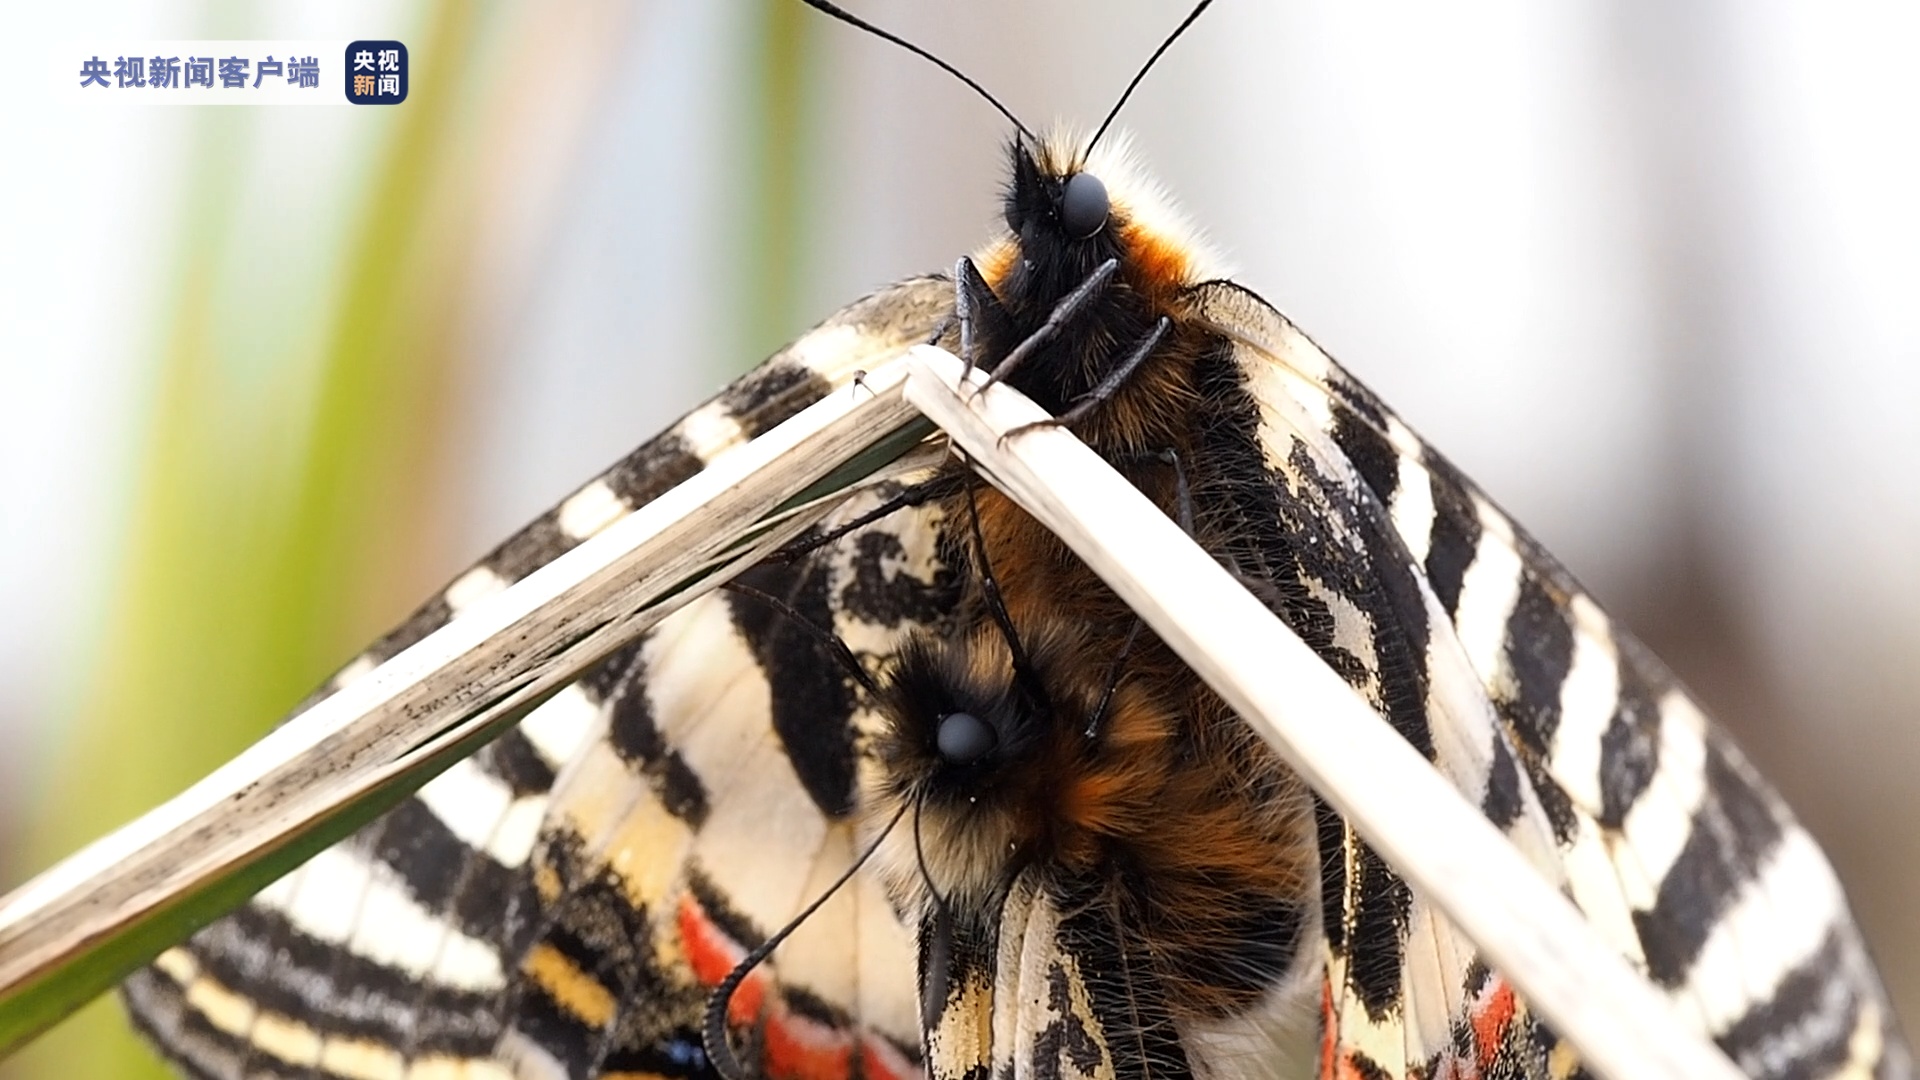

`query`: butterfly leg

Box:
[1002,315,1171,442]
[952,256,1010,380]
[980,257,1120,391]
[1120,445,1284,611]
[1080,446,1187,737]
[1128,445,1194,536]
[1083,617,1144,739]
[959,479,1046,700]
[1059,316,1173,428]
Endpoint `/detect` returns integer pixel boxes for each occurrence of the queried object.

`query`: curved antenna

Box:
[721,579,879,695]
[797,0,1035,143]
[911,790,951,916]
[1086,0,1217,157]
[911,793,960,1032]
[703,801,910,1080]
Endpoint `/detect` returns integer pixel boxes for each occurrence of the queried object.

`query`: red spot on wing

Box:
[860,1035,921,1080]
[678,891,925,1080]
[677,893,765,1024]
[766,1009,854,1080]
[1318,975,1383,1080]
[1318,977,1339,1079]
[1470,977,1517,1071]
[679,893,743,985]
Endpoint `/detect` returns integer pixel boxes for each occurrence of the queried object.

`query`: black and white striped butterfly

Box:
[122,5,1911,1080]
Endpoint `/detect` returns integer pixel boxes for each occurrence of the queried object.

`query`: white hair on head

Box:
[1036,125,1232,284]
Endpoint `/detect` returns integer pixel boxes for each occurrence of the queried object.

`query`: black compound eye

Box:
[1060,171,1109,239]
[936,711,997,766]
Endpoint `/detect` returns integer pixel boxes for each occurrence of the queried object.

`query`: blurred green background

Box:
[3,3,824,1075]
[2,3,1916,1078]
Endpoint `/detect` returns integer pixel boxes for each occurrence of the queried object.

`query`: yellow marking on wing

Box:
[1841,999,1886,1080]
[547,740,637,856]
[407,1053,517,1080]
[181,973,257,1038]
[927,968,994,1080]
[558,478,629,540]
[1052,951,1115,1080]
[524,941,617,1027]
[604,791,694,909]
[250,1010,324,1066]
[317,1036,405,1079]
[1549,1036,1584,1079]
[534,859,564,903]
[315,1034,517,1080]
[153,945,200,985]
[165,950,518,1077]
[648,896,691,984]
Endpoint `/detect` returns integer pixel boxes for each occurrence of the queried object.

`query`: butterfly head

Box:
[866,614,1180,909]
[984,131,1226,310]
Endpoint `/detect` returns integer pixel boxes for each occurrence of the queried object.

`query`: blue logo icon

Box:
[345,41,407,104]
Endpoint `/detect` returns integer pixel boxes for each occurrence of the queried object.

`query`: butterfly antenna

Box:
[704,801,910,1080]
[1086,0,1217,156]
[912,792,967,1033]
[796,0,1035,143]
[910,791,950,916]
[961,478,1048,708]
[721,579,878,695]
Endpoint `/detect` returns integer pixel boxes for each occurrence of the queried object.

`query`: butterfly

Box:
[121,4,1911,1080]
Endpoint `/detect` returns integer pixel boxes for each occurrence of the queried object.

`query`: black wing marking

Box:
[124,275,957,1080]
[1194,280,1911,1079]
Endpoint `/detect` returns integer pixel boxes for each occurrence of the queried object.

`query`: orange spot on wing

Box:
[1317,977,1340,1080]
[679,892,885,1080]
[522,942,617,1027]
[676,892,765,1023]
[860,1035,922,1080]
[678,893,741,986]
[764,1010,854,1080]
[1471,977,1518,1070]
[730,975,769,1027]
[1318,975,1393,1080]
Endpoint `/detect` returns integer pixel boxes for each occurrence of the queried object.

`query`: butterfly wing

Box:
[122,275,960,1080]
[494,486,959,1079]
[1192,282,1912,1079]
[119,259,1911,1080]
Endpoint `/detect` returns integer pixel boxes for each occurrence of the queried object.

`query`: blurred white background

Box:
[2,1,1915,1071]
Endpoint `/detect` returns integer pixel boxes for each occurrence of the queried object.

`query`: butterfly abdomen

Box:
[867,608,1316,1024]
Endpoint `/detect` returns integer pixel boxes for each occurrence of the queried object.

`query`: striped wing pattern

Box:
[1193,284,1911,1080]
[120,271,1909,1080]
[492,488,959,1079]
[123,276,958,1080]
